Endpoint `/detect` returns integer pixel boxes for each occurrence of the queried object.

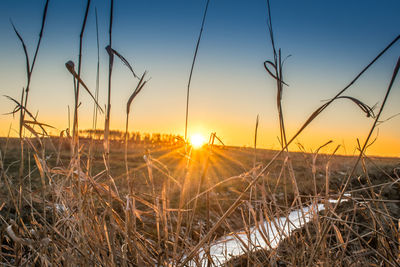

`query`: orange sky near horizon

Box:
[1,107,399,158]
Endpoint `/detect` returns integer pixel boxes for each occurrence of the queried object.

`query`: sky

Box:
[0,0,399,157]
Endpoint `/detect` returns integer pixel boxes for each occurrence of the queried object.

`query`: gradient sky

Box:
[0,0,399,156]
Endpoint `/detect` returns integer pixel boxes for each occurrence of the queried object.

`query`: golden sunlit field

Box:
[1,136,399,266]
[1,0,400,266]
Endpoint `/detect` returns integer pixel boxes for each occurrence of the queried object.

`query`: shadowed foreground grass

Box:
[0,137,399,266]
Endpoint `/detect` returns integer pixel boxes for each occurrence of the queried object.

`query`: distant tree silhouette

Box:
[78,129,183,145]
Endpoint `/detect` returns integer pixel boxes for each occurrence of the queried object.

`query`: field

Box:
[1,137,399,266]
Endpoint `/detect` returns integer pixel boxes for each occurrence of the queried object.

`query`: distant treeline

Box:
[78,129,184,145]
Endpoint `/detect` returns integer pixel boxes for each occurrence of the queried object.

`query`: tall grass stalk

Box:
[247,115,259,265]
[179,0,213,249]
[172,156,191,262]
[264,0,309,241]
[88,7,101,175]
[71,0,91,157]
[265,0,288,150]
[104,0,114,166]
[125,72,147,180]
[184,0,211,141]
[253,114,259,169]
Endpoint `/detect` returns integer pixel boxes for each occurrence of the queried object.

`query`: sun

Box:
[190,133,206,149]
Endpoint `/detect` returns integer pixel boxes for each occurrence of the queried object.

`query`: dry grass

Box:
[1,0,400,266]
[1,137,398,266]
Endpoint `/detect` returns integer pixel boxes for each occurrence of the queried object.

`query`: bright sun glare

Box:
[190,133,206,149]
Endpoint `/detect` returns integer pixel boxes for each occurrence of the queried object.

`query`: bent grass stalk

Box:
[125,72,147,181]
[307,56,400,265]
[9,2,49,232]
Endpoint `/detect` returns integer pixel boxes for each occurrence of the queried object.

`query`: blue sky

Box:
[0,0,399,156]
